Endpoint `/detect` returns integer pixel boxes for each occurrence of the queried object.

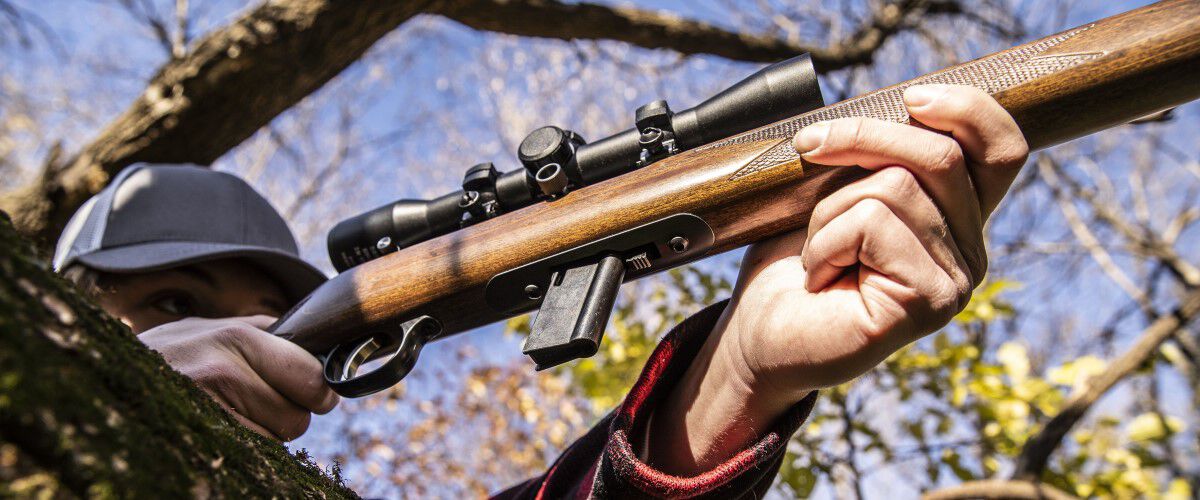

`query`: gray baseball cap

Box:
[53,164,327,304]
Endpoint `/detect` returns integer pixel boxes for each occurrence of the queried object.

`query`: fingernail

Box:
[795,122,830,153]
[904,85,947,107]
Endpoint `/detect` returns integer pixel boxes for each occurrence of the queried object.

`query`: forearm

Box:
[645,302,809,475]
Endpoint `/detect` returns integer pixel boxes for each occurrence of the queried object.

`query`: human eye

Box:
[149,291,197,317]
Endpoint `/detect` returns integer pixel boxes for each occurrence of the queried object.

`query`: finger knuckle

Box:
[930,275,965,323]
[211,323,252,345]
[931,138,965,174]
[989,138,1030,170]
[854,315,892,342]
[811,197,838,227]
[962,243,989,289]
[874,166,919,194]
[948,269,973,311]
[190,359,241,393]
[804,229,834,264]
[854,196,892,215]
[854,198,892,222]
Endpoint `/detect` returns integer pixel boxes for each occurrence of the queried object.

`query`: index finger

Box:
[228,318,340,414]
[794,117,986,281]
[903,84,1030,219]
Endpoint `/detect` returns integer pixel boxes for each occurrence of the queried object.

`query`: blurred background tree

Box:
[1,0,1196,498]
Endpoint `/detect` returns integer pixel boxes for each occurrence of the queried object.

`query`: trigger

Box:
[322,315,441,398]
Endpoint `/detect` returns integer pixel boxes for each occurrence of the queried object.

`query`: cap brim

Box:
[77,241,327,305]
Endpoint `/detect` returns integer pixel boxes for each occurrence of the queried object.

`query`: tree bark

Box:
[0,0,435,250]
[0,212,356,498]
[433,0,962,69]
[0,0,965,252]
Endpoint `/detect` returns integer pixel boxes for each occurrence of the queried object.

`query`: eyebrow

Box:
[172,266,218,288]
[166,264,289,315]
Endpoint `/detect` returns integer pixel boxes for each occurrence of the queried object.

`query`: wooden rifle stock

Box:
[275,0,1200,364]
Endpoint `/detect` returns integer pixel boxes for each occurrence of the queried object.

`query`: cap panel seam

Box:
[240,177,250,244]
[89,165,145,253]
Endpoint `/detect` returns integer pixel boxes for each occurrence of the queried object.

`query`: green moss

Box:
[0,212,357,498]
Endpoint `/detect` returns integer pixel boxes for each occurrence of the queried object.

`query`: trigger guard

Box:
[322,316,440,398]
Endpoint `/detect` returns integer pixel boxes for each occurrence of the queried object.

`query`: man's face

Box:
[95,258,289,333]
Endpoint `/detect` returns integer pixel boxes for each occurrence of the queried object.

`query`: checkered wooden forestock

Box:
[712,26,1104,180]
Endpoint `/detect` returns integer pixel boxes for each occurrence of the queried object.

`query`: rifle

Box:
[272,0,1200,397]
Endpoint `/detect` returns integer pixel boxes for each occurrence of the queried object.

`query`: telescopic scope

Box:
[328,54,821,272]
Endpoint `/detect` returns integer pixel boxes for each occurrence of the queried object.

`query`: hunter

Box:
[54,84,1027,498]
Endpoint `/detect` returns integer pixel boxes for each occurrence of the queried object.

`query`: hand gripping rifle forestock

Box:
[273,0,1200,395]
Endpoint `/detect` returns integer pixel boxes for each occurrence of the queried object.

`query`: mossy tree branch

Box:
[0,212,356,498]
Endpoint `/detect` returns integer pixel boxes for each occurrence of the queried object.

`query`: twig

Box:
[433,0,971,71]
[922,479,1078,500]
[1011,288,1200,479]
[1038,155,1151,310]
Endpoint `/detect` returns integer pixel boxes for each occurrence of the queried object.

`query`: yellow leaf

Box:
[1126,412,1184,442]
[996,399,1030,422]
[951,384,967,407]
[1047,355,1106,390]
[1164,478,1192,500]
[1104,448,1141,469]
[997,342,1030,382]
[467,377,487,398]
[983,456,999,474]
[1160,343,1187,367]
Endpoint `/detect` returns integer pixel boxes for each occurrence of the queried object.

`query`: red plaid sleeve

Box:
[493,299,818,499]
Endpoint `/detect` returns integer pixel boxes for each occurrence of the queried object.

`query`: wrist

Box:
[645,303,807,475]
[718,301,820,405]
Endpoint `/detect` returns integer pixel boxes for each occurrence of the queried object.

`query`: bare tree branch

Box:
[0,0,60,52]
[0,0,436,248]
[1037,155,1152,310]
[922,479,1078,500]
[433,0,965,70]
[1011,288,1200,479]
[174,0,190,58]
[0,0,979,252]
[1043,155,1200,287]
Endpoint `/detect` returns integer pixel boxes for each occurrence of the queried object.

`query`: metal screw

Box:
[524,284,542,300]
[375,236,393,251]
[668,236,689,253]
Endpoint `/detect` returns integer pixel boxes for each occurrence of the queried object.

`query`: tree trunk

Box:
[0,212,356,498]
